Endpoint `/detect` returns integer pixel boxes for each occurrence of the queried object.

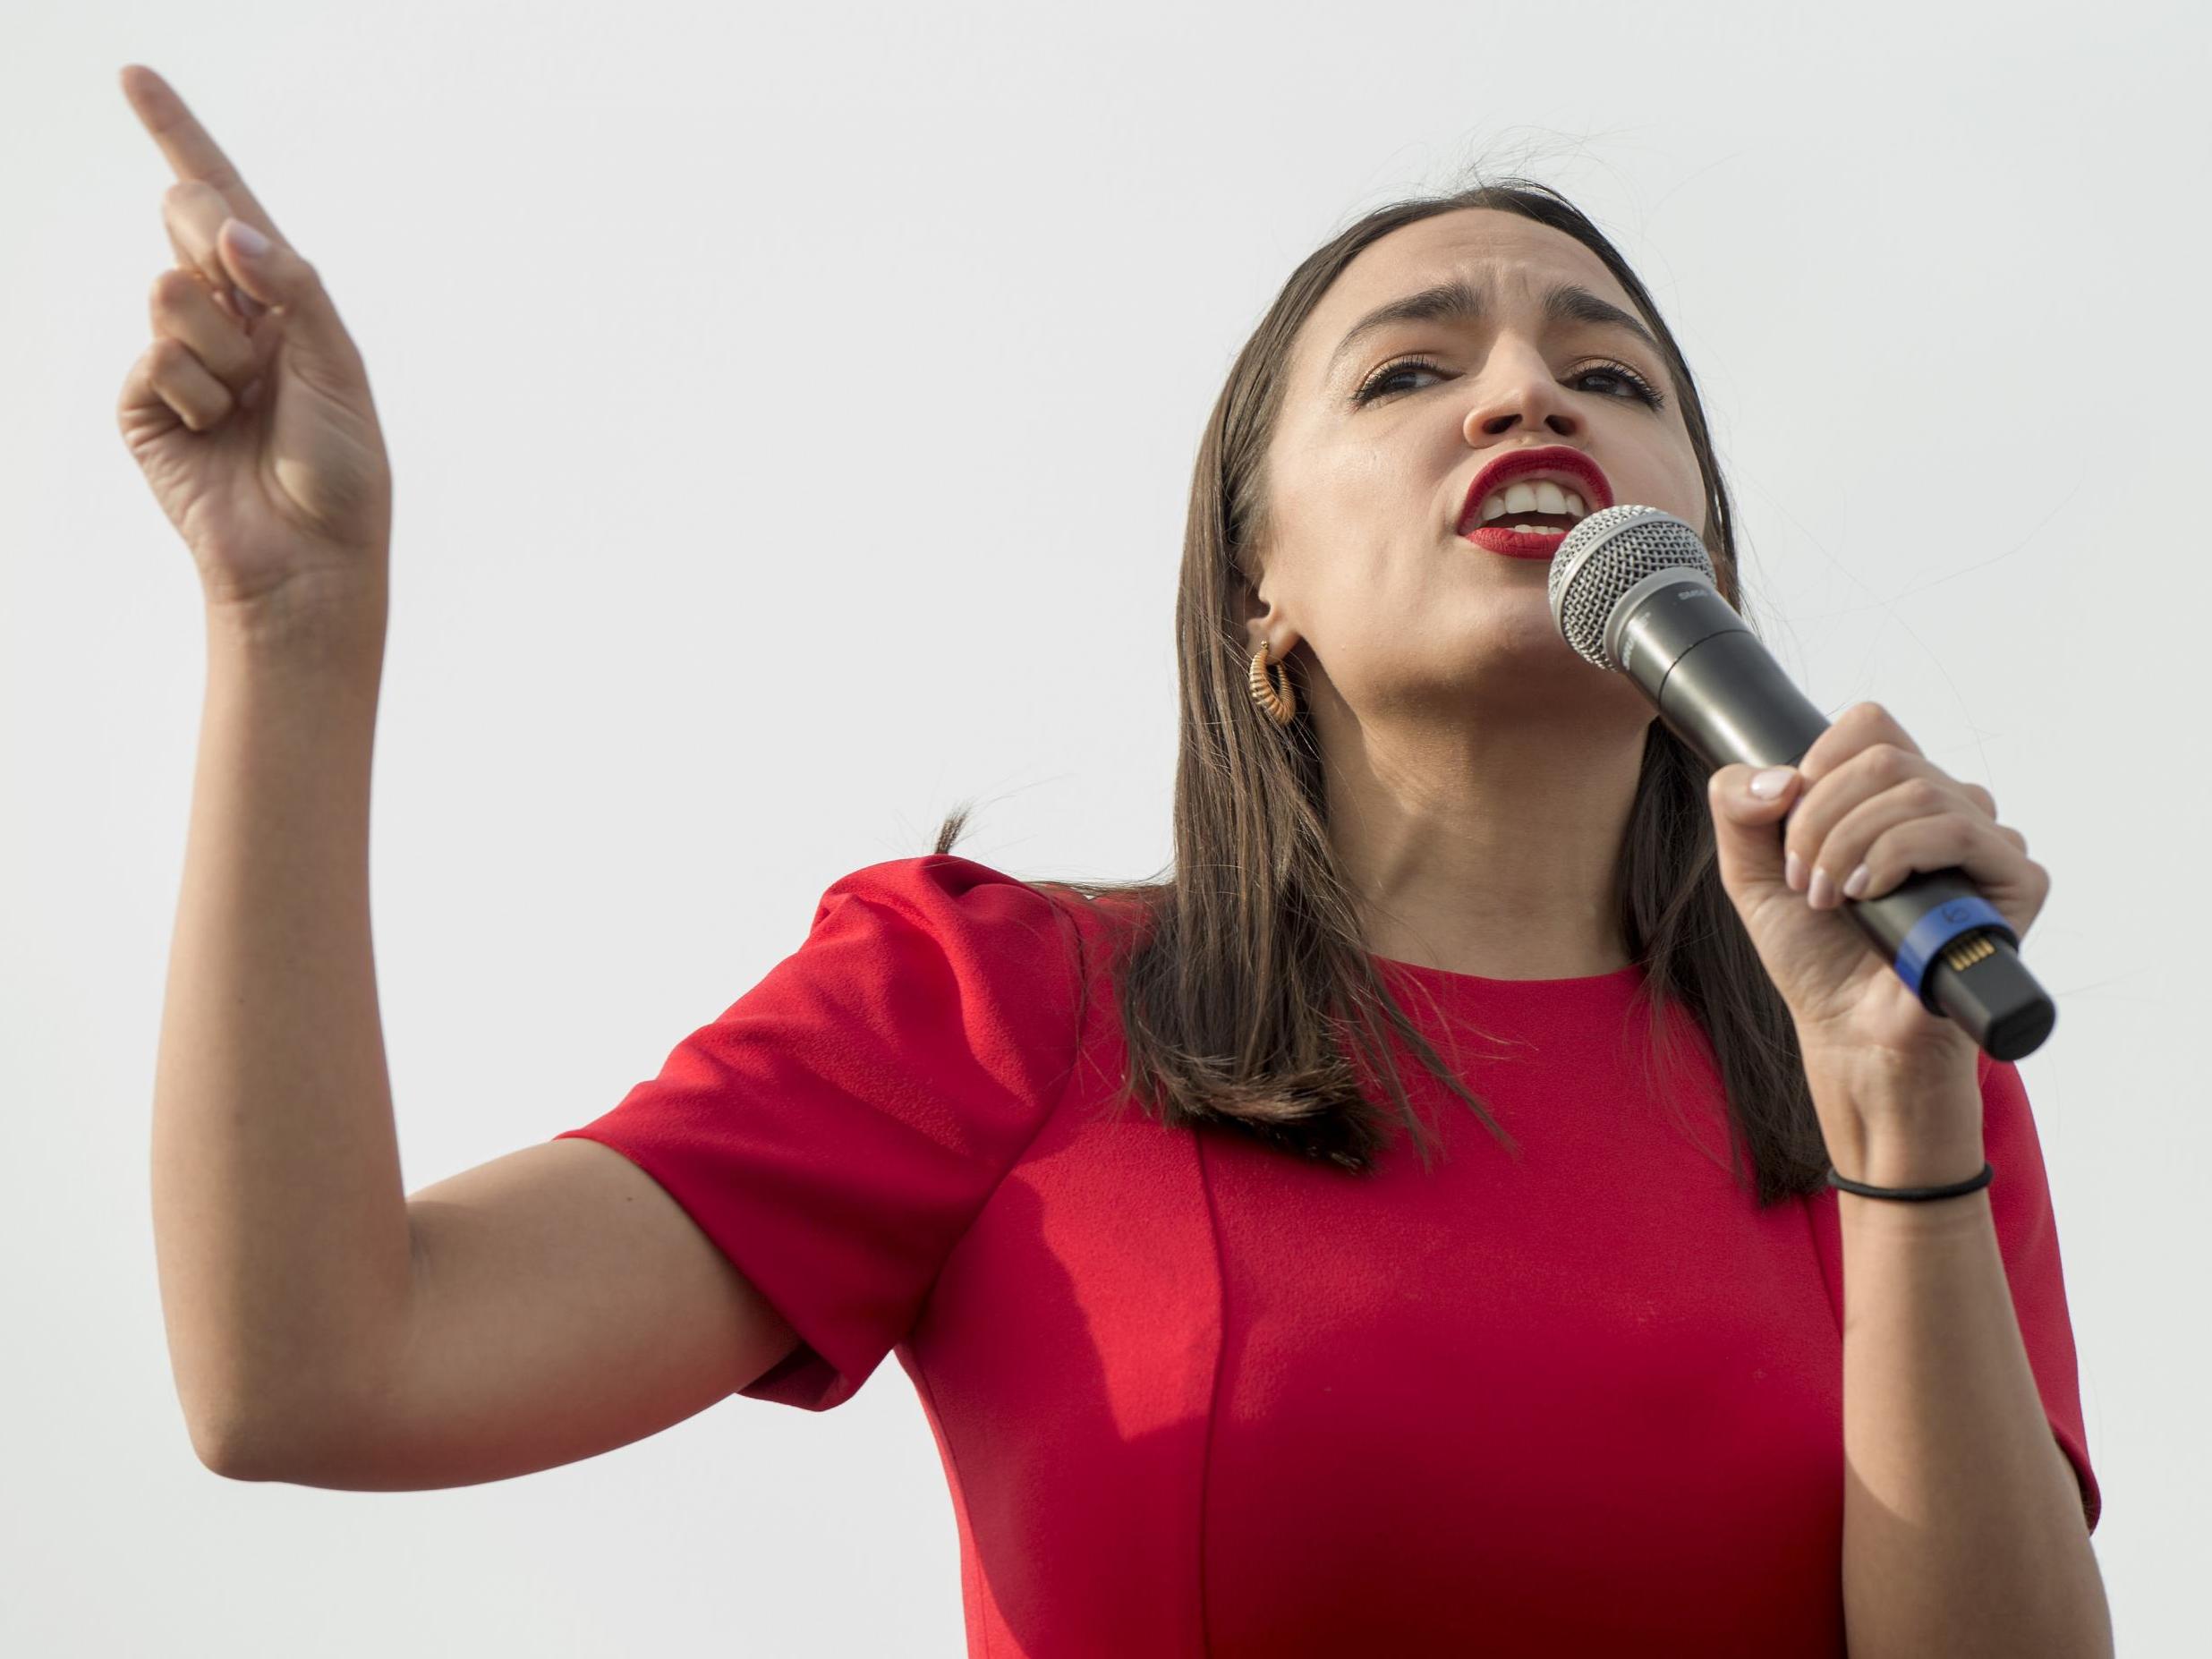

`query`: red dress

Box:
[556,854,2099,1656]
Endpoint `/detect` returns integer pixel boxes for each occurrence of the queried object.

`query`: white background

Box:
[5,0,2203,1652]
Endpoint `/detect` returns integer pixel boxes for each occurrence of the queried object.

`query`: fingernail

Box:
[225,219,270,259]
[1842,863,1870,899]
[1748,767,1794,801]
[1808,865,1835,907]
[1784,849,1806,891]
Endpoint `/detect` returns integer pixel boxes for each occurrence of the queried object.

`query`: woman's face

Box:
[1252,208,1707,721]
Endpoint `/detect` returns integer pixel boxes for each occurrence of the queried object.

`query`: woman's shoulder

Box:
[818,853,1153,960]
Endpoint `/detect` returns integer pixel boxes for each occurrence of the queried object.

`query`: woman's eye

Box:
[1354,359,1445,402]
[1572,363,1666,407]
[1354,358,1665,410]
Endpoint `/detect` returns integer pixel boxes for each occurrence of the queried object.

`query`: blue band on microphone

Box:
[1895,897,2012,1002]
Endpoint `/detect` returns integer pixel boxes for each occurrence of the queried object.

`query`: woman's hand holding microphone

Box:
[115,64,391,646]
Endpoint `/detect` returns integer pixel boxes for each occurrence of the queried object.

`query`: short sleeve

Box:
[553,855,1088,1411]
[1978,1051,2101,1534]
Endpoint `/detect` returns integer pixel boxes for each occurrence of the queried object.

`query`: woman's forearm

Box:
[1823,1073,2111,1659]
[149,598,414,1475]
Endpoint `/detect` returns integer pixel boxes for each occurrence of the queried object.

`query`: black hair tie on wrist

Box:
[1826,1161,1995,1202]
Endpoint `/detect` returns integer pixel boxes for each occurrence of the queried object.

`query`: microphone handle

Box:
[1611,573,2055,1061]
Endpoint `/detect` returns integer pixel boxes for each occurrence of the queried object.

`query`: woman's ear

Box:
[1235,560,1299,660]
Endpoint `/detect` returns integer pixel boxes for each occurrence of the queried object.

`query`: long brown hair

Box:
[934,176,1830,1209]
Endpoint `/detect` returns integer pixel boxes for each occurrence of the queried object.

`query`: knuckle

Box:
[1869,743,1913,783]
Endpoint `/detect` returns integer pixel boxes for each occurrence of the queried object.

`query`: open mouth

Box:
[1467,482,1593,536]
[1455,448,1612,542]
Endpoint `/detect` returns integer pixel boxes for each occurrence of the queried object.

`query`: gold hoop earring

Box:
[1248,639,1297,727]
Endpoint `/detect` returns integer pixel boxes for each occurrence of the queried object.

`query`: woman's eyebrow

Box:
[1325,277,1663,379]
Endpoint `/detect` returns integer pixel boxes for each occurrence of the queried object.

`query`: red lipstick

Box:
[1455,445,1613,560]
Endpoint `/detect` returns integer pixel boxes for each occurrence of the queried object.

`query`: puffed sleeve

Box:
[1978,1051,2102,1533]
[552,855,1090,1411]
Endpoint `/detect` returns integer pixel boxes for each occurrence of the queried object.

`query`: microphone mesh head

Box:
[1546,505,1716,669]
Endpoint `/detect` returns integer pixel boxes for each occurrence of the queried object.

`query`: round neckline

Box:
[1367,951,1644,989]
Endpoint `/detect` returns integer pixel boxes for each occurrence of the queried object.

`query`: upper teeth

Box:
[1477,481,1588,525]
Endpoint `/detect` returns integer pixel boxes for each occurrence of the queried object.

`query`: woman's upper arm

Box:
[247,1136,801,1491]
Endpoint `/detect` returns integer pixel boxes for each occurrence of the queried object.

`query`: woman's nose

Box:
[1461,348,1581,438]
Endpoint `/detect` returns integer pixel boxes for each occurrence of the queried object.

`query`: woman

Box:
[125,63,2107,1656]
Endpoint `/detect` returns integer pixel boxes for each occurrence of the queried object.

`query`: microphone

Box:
[1547,505,2055,1062]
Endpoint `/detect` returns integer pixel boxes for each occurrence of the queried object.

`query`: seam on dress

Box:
[894,882,1088,1659]
[1193,1127,1229,1657]
[906,1347,986,1657]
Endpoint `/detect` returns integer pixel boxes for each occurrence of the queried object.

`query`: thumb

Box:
[215,217,353,365]
[1706,762,1801,896]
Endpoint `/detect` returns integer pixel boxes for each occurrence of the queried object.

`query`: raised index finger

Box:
[118,64,285,244]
